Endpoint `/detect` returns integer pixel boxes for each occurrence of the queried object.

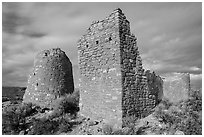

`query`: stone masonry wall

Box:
[23,48,74,108]
[145,70,163,104]
[163,73,190,103]
[78,9,122,128]
[78,8,163,128]
[118,10,163,119]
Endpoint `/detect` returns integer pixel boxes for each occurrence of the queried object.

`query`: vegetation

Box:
[2,103,35,134]
[153,90,202,135]
[2,90,80,135]
[102,90,202,135]
[2,89,202,135]
[27,115,74,135]
[52,93,79,114]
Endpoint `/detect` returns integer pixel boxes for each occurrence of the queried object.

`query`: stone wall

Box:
[78,8,163,128]
[145,70,163,104]
[23,48,74,108]
[163,73,190,103]
[78,9,122,128]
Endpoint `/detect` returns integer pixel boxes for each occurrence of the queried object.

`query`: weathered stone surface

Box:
[78,8,163,128]
[175,130,185,135]
[23,48,74,108]
[163,73,190,103]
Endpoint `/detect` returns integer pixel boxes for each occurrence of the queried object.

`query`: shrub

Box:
[28,115,74,135]
[52,93,79,116]
[2,100,79,135]
[122,116,141,135]
[29,119,59,135]
[102,124,113,135]
[177,90,202,135]
[111,129,124,135]
[102,116,141,135]
[58,117,72,133]
[122,115,138,127]
[3,105,26,134]
[160,98,172,109]
[16,103,34,117]
[153,89,202,135]
[178,114,202,135]
[2,103,38,135]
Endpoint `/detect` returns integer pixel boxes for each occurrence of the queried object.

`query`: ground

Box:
[2,87,202,135]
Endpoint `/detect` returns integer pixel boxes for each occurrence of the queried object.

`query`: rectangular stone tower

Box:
[77,8,163,129]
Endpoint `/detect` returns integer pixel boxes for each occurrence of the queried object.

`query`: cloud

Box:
[22,31,46,38]
[2,3,202,90]
[139,3,201,80]
[2,51,34,87]
[150,34,166,43]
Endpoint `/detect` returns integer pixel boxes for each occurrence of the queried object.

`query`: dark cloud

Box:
[2,2,202,89]
[162,43,202,68]
[2,3,30,34]
[2,11,20,33]
[22,31,47,38]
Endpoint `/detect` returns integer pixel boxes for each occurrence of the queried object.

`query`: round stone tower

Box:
[23,48,74,108]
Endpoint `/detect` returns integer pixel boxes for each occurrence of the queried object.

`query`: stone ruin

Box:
[77,8,163,128]
[163,73,190,103]
[23,48,74,108]
[20,8,193,131]
[22,8,164,130]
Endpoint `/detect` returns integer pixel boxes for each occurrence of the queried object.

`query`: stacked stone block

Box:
[119,12,163,118]
[78,8,163,128]
[23,48,74,108]
[78,9,122,128]
[163,73,190,103]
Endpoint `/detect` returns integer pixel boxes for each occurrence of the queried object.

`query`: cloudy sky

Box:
[2,2,202,89]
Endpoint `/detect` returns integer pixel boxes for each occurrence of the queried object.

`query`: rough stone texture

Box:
[163,73,190,103]
[23,48,74,108]
[77,8,163,128]
[146,71,163,105]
